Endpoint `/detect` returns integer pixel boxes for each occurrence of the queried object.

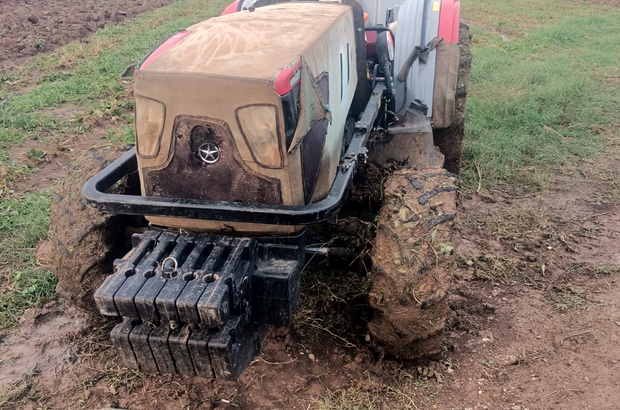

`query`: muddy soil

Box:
[0,302,89,390]
[0,0,181,72]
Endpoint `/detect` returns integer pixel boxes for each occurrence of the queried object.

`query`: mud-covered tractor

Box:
[49,0,470,379]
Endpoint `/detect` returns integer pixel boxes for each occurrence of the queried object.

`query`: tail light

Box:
[221,0,239,15]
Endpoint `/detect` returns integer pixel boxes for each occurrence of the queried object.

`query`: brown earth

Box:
[0,0,181,72]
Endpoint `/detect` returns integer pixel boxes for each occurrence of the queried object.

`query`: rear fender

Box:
[393,0,441,116]
[438,0,460,44]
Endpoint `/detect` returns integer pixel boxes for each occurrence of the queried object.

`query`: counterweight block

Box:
[100,231,302,379]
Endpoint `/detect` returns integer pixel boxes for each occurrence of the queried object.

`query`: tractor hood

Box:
[138,2,349,81]
[132,2,349,181]
[130,2,357,233]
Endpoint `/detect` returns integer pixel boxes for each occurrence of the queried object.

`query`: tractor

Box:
[48,0,470,379]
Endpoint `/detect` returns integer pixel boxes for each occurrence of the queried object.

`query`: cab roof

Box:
[140,2,351,81]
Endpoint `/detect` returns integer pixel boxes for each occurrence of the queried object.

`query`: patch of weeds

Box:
[0,266,57,328]
[591,265,620,276]
[0,191,57,328]
[0,369,45,410]
[570,263,620,277]
[487,206,559,240]
[549,284,587,311]
[26,148,47,160]
[77,331,144,394]
[460,205,568,284]
[81,365,143,393]
[68,320,116,358]
[316,384,380,410]
[464,254,535,285]
[293,266,372,347]
[33,38,45,52]
[105,126,118,140]
[105,125,135,144]
[579,225,603,239]
[71,113,91,135]
[119,125,135,144]
[585,186,620,206]
[93,95,134,119]
[315,369,435,410]
[38,70,72,84]
[0,71,18,88]
[0,162,35,198]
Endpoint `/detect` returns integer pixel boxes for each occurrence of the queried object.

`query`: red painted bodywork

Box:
[140,31,192,70]
[438,0,460,44]
[365,31,377,58]
[274,58,302,96]
[221,0,239,15]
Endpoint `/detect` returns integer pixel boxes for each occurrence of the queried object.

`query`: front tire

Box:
[368,168,458,359]
[47,147,135,313]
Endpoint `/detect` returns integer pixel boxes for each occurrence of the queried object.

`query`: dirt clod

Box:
[497,354,520,366]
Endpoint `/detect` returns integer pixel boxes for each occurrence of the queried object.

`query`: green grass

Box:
[461,0,620,190]
[0,192,55,328]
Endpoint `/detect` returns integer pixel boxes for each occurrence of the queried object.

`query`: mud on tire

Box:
[47,147,136,312]
[368,168,457,359]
